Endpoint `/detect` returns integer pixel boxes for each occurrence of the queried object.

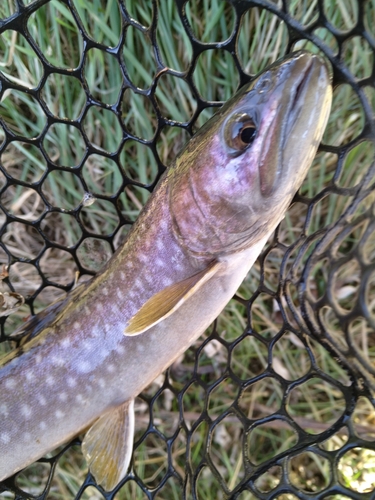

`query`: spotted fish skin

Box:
[0,51,332,486]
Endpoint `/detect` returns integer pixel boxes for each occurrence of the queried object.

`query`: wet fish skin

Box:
[0,51,332,489]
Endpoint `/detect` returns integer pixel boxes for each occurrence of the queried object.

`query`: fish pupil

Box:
[241,126,256,144]
[223,112,257,155]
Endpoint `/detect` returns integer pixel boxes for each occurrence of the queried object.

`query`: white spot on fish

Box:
[127,261,133,269]
[24,432,32,442]
[134,279,143,290]
[46,376,54,386]
[102,287,109,296]
[60,337,71,348]
[106,364,115,373]
[55,410,64,419]
[84,306,90,316]
[171,253,182,264]
[155,258,165,268]
[5,378,16,389]
[59,393,68,402]
[39,421,47,430]
[138,253,148,263]
[76,394,84,404]
[163,278,173,286]
[101,344,110,359]
[0,404,9,417]
[98,378,106,388]
[82,339,92,351]
[0,433,10,444]
[117,345,125,355]
[21,405,32,419]
[145,274,154,284]
[156,239,164,250]
[117,289,124,300]
[137,343,144,353]
[38,395,47,406]
[52,355,64,367]
[25,371,34,382]
[173,260,183,272]
[35,353,43,364]
[120,272,125,280]
[111,305,118,314]
[73,321,81,330]
[92,326,101,338]
[77,360,91,373]
[96,303,104,312]
[67,377,76,388]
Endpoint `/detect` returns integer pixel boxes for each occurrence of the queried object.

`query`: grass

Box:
[0,0,375,499]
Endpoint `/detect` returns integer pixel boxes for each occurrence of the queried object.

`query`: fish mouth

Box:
[285,54,316,134]
[258,52,326,197]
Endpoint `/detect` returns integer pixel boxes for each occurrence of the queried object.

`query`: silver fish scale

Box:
[0,0,374,499]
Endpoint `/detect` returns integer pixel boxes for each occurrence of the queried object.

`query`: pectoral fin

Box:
[82,399,135,491]
[124,260,222,336]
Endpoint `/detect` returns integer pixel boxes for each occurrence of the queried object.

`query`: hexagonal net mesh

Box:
[0,0,374,498]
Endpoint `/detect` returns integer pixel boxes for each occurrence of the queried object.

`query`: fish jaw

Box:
[168,50,332,258]
[279,52,332,196]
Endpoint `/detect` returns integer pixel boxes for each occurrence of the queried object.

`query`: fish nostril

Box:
[257,78,271,94]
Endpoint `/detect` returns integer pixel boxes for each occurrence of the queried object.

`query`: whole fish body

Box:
[0,51,332,490]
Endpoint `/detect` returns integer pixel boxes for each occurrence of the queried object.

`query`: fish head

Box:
[168,50,332,258]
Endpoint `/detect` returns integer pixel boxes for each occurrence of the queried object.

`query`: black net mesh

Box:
[0,0,374,498]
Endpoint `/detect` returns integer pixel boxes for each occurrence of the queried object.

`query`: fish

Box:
[0,50,332,491]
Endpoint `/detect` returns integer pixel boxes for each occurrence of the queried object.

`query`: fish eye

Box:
[224,112,257,154]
